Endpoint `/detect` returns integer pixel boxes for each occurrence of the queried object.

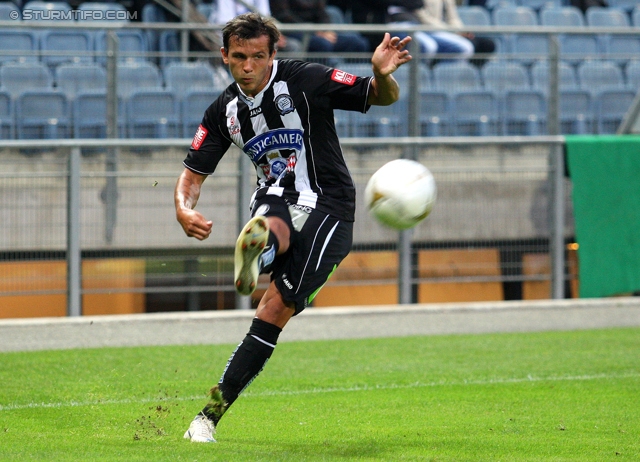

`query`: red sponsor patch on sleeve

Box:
[191,124,208,150]
[331,69,356,86]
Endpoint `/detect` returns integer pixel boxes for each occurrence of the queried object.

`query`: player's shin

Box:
[201,317,282,425]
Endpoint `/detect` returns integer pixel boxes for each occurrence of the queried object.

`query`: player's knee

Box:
[266,216,291,254]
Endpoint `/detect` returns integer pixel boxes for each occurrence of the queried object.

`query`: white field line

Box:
[1,372,639,413]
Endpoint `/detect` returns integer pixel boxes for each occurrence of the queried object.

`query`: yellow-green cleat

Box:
[234,216,269,296]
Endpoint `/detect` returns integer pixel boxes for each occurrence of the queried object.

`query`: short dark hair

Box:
[222,13,280,55]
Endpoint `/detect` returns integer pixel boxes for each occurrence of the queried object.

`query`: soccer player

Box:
[175,12,412,443]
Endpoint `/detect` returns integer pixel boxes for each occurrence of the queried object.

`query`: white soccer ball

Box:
[364,159,437,230]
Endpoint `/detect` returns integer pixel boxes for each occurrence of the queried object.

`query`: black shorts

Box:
[250,194,353,315]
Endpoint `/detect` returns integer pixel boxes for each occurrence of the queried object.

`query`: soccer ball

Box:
[364,159,437,230]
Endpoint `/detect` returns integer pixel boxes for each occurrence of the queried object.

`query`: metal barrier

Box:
[0,136,569,315]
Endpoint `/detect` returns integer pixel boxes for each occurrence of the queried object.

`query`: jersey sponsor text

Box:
[191,124,208,150]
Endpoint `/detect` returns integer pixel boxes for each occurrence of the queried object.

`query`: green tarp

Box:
[565,135,640,298]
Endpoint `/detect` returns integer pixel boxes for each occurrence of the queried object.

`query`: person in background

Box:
[209,0,303,52]
[269,0,370,54]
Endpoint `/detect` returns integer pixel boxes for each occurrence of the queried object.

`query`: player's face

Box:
[222,35,275,97]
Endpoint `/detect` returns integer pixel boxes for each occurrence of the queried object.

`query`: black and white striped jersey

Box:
[183,59,373,222]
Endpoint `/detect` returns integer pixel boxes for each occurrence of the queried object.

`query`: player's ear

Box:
[221,47,229,64]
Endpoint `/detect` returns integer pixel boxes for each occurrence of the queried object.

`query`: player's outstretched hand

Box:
[371,33,412,77]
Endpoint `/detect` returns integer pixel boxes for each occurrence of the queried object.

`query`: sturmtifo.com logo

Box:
[13,9,137,20]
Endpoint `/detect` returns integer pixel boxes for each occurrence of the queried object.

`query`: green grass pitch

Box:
[1,327,639,461]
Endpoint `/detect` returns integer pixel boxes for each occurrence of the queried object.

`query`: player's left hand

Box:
[371,33,412,77]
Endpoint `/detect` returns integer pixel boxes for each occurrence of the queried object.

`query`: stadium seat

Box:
[94,30,148,64]
[352,95,408,137]
[503,89,547,135]
[595,89,635,134]
[586,6,639,65]
[0,62,53,98]
[77,1,129,20]
[116,61,163,98]
[634,6,640,27]
[0,90,14,138]
[433,61,482,93]
[40,30,94,67]
[21,0,72,21]
[158,30,179,68]
[73,91,125,138]
[55,63,106,99]
[512,33,548,66]
[127,89,180,138]
[531,60,578,91]
[559,89,593,134]
[458,6,491,26]
[451,90,500,136]
[16,89,70,139]
[182,89,222,138]
[625,60,640,89]
[481,61,530,93]
[419,90,450,136]
[540,5,584,26]
[607,0,637,13]
[577,60,625,93]
[142,3,168,54]
[0,1,19,20]
[518,0,560,11]
[164,61,223,99]
[0,30,38,64]
[492,6,538,53]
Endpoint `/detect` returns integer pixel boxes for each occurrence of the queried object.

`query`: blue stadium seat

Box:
[519,0,560,11]
[492,6,538,53]
[55,63,106,99]
[577,60,625,93]
[40,30,94,67]
[182,89,222,138]
[0,30,38,64]
[586,7,638,65]
[164,61,222,99]
[625,60,640,89]
[531,60,578,91]
[116,61,162,98]
[16,89,70,139]
[94,30,148,64]
[458,6,491,26]
[0,1,19,20]
[21,0,72,21]
[595,89,635,134]
[607,0,637,13]
[512,33,548,66]
[559,89,593,134]
[142,3,168,54]
[127,89,180,138]
[452,90,500,136]
[433,61,482,93]
[0,90,14,138]
[0,62,52,98]
[503,89,546,135]
[73,91,125,138]
[419,90,450,136]
[481,61,530,93]
[77,1,129,20]
[540,6,584,26]
[634,6,640,27]
[352,95,408,137]
[158,30,179,68]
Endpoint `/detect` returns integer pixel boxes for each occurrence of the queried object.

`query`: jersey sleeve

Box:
[183,99,232,176]
[285,60,373,113]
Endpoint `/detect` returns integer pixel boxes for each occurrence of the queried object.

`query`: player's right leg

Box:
[234,215,270,295]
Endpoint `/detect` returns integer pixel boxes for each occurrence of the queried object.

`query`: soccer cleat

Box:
[183,413,216,443]
[234,215,269,296]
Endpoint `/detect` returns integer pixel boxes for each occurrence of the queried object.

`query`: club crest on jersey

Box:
[229,116,240,136]
[274,94,295,115]
[331,69,356,85]
[191,124,208,150]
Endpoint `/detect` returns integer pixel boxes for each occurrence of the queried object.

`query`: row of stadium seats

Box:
[0,87,219,140]
[0,80,630,140]
[336,86,632,137]
[0,61,230,99]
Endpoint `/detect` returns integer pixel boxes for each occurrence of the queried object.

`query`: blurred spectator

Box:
[269,0,370,54]
[209,0,302,52]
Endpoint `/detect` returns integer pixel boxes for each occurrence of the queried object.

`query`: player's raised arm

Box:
[174,168,213,240]
[368,33,413,107]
